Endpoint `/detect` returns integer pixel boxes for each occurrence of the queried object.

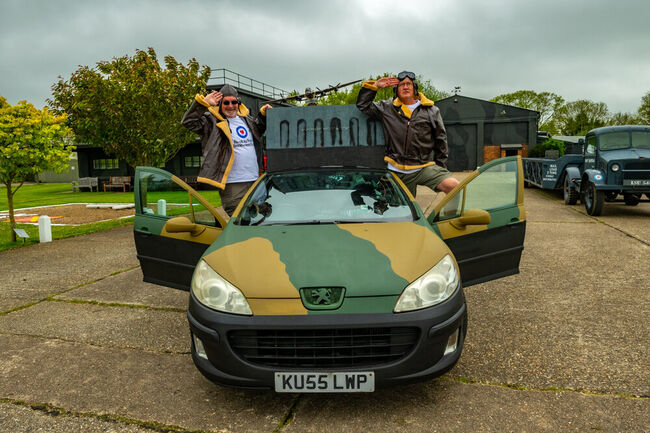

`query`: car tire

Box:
[583,182,604,216]
[563,175,578,205]
[623,193,640,206]
[605,191,618,202]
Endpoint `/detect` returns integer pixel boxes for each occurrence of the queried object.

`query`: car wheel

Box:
[605,191,618,202]
[563,175,578,205]
[583,182,604,216]
[623,193,640,206]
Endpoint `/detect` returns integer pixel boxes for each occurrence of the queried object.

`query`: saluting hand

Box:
[375,77,400,89]
[204,91,223,106]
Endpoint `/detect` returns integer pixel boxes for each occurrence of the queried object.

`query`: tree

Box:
[49,47,210,167]
[491,90,565,134]
[318,73,450,106]
[557,100,609,136]
[638,91,650,124]
[609,111,641,125]
[0,97,73,242]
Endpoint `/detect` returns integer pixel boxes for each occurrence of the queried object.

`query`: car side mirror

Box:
[450,209,491,229]
[165,216,205,236]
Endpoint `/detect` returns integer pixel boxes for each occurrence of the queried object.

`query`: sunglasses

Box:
[221,100,239,106]
[397,71,416,81]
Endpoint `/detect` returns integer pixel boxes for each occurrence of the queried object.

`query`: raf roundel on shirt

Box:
[232,122,253,148]
[235,126,248,139]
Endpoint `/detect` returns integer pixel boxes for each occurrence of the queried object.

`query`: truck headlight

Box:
[611,163,620,172]
[191,260,252,315]
[394,255,459,312]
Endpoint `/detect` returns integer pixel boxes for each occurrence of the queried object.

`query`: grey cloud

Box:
[1,0,648,113]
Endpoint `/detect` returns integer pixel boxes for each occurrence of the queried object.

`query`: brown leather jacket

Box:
[181,94,267,189]
[356,81,448,170]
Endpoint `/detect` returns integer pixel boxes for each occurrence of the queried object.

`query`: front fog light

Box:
[193,333,208,360]
[443,328,459,355]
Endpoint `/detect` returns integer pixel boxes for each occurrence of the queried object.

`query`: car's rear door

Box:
[429,156,526,287]
[133,167,227,290]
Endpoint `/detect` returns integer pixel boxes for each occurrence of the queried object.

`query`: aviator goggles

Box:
[221,100,239,106]
[397,71,416,81]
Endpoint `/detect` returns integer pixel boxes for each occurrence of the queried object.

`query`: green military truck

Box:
[523,125,650,216]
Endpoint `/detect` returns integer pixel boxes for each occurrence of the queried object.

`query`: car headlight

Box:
[191,260,252,315]
[394,255,459,312]
[611,163,620,172]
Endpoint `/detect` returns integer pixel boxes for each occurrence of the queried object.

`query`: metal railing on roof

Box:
[208,68,289,100]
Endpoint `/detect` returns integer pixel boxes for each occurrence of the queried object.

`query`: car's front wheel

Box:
[583,182,604,216]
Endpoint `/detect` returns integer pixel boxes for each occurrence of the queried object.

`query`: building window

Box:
[92,158,120,170]
[184,156,203,168]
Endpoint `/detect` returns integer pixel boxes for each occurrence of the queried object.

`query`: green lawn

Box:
[1,182,224,252]
[1,183,136,252]
[0,183,135,210]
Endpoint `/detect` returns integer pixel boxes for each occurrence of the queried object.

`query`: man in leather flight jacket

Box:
[182,84,271,216]
[356,71,459,197]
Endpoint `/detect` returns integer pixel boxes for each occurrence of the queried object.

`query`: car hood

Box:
[599,148,650,163]
[202,221,451,299]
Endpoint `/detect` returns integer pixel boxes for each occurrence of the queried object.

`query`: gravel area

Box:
[0,204,134,225]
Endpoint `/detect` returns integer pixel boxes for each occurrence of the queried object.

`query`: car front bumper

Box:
[187,288,467,390]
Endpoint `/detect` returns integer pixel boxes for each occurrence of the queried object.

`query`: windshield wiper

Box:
[267,220,335,226]
[333,220,370,224]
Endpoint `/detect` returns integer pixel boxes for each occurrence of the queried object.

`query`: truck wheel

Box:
[583,182,604,216]
[563,175,578,205]
[623,193,640,206]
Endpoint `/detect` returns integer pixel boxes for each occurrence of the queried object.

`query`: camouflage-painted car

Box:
[134,156,526,392]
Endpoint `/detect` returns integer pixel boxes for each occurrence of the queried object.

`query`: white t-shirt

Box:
[388,100,423,174]
[226,116,259,183]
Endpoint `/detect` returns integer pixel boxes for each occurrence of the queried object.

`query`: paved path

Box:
[0,189,648,432]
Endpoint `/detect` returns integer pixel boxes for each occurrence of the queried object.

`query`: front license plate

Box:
[275,372,375,393]
[623,179,650,186]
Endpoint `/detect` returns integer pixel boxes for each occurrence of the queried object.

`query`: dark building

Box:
[436,95,539,171]
[75,69,289,186]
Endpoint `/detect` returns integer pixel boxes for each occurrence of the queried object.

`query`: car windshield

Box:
[599,130,650,150]
[234,170,415,226]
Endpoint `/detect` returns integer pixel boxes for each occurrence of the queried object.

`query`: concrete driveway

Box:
[0,187,648,432]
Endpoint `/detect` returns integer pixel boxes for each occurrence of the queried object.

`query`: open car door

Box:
[133,167,227,290]
[429,156,526,287]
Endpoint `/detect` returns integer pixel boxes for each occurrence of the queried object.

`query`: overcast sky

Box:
[1,0,649,114]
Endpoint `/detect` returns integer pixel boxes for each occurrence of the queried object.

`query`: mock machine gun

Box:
[265,79,362,105]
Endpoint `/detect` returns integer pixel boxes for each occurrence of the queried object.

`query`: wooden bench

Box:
[72,177,98,192]
[180,176,200,189]
[103,176,132,192]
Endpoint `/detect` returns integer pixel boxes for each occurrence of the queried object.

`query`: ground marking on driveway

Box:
[0,398,209,433]
[0,265,140,317]
[446,376,647,399]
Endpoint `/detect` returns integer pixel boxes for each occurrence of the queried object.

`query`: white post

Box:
[157,199,167,216]
[38,215,52,243]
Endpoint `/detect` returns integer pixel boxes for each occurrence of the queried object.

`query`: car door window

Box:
[437,159,517,221]
[138,171,222,227]
[464,159,517,211]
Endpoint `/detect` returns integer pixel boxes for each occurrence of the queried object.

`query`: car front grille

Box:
[624,161,650,170]
[228,327,420,368]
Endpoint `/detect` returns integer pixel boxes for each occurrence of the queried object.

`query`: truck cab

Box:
[573,125,650,215]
